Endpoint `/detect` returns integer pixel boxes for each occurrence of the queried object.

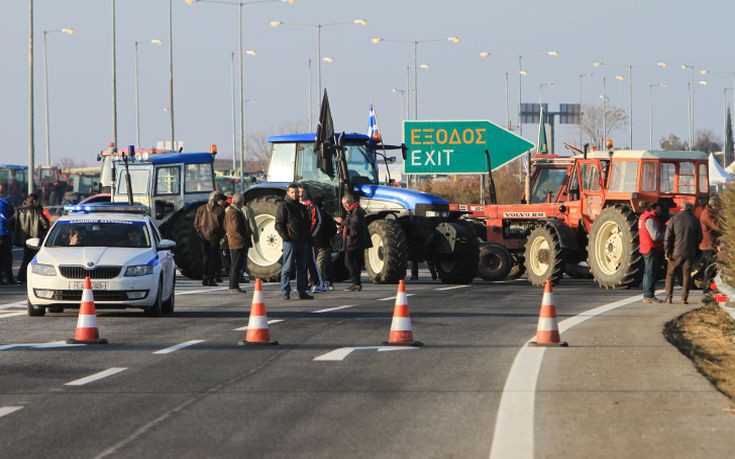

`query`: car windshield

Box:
[530,167,567,203]
[46,220,151,248]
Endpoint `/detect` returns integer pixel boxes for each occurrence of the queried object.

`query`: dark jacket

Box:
[224,206,250,250]
[342,207,372,251]
[699,206,720,251]
[194,203,225,242]
[664,209,702,259]
[314,207,337,249]
[13,202,50,246]
[275,197,310,243]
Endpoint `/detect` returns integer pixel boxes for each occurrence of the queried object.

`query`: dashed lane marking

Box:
[314,346,419,361]
[176,287,228,296]
[0,341,85,351]
[153,340,206,355]
[378,293,415,302]
[436,285,471,291]
[65,368,128,387]
[312,305,357,313]
[0,302,25,311]
[0,312,26,319]
[233,319,283,331]
[0,406,23,418]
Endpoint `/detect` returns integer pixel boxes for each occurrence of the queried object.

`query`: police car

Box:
[25,204,177,317]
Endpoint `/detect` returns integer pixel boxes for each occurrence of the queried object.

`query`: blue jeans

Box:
[281,241,308,295]
[642,250,661,298]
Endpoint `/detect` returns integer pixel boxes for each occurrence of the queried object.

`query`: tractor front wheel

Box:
[587,205,642,289]
[365,219,408,284]
[477,243,512,281]
[524,224,565,286]
[247,195,285,282]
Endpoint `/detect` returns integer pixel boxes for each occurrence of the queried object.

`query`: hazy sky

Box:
[1,0,733,166]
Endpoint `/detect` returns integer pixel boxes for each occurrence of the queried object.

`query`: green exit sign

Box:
[403,120,534,174]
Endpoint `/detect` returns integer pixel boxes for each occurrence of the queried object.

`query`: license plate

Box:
[71,281,108,290]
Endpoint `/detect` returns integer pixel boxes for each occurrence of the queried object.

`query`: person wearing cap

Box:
[664,201,702,304]
[224,192,250,294]
[193,191,225,286]
[699,195,722,302]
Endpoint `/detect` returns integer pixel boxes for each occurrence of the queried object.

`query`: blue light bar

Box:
[64,203,149,214]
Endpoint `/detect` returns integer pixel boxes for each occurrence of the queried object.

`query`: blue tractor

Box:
[243,133,479,284]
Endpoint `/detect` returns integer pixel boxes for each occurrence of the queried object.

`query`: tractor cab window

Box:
[184,164,214,193]
[580,163,601,191]
[345,144,379,185]
[699,163,708,193]
[641,162,657,192]
[268,143,296,183]
[117,169,150,196]
[155,166,181,195]
[609,161,639,192]
[296,143,337,186]
[530,167,567,203]
[678,161,695,194]
[661,163,675,193]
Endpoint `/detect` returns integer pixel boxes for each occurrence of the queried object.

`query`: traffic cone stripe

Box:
[537,330,561,342]
[67,276,107,344]
[76,314,98,329]
[390,317,413,331]
[81,289,94,303]
[240,278,277,345]
[392,304,410,317]
[384,280,422,346]
[537,317,558,331]
[539,305,558,319]
[396,291,408,305]
[252,289,264,304]
[247,315,269,330]
[541,291,554,306]
[529,280,567,347]
[249,302,267,316]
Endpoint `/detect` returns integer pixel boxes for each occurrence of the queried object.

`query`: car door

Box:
[578,160,604,225]
[151,221,174,298]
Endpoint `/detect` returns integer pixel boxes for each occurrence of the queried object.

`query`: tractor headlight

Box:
[124,265,153,277]
[31,264,57,276]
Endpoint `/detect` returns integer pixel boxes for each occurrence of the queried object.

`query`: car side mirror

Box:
[158,239,176,251]
[26,238,40,250]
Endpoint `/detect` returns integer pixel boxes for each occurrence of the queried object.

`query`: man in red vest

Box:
[639,202,664,303]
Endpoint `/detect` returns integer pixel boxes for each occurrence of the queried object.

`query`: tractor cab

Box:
[0,164,29,205]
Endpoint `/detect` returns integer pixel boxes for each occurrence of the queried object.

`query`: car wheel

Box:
[145,282,163,317]
[162,276,176,314]
[27,300,46,317]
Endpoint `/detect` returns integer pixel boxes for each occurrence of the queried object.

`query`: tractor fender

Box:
[541,218,578,251]
[364,210,401,225]
[243,185,287,203]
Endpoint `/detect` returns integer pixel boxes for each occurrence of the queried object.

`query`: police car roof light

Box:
[64,203,149,215]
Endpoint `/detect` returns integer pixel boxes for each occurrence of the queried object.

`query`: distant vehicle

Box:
[25,203,177,317]
[0,164,29,205]
[64,166,101,198]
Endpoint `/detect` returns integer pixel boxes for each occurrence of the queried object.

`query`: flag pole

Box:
[370,100,392,185]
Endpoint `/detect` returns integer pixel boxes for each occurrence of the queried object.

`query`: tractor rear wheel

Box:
[434,222,479,284]
[587,205,642,289]
[168,206,204,280]
[524,224,565,286]
[477,243,512,281]
[365,219,408,283]
[247,195,285,282]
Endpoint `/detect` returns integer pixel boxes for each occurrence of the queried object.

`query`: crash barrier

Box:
[383,280,422,347]
[239,278,278,346]
[67,276,108,344]
[529,280,568,347]
[713,274,735,321]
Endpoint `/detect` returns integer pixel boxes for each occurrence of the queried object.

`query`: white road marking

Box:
[489,291,655,459]
[0,406,24,418]
[65,368,128,386]
[153,340,205,355]
[176,287,228,296]
[0,312,26,319]
[233,319,283,331]
[311,304,357,313]
[436,285,471,291]
[0,341,85,351]
[314,346,419,361]
[378,293,415,301]
[0,302,25,310]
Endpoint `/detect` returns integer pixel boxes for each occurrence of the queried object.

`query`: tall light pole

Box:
[272,18,366,112]
[231,52,237,170]
[28,0,34,195]
[373,36,460,119]
[579,73,593,146]
[307,59,312,130]
[111,0,118,149]
[681,64,696,150]
[134,38,164,148]
[649,82,666,149]
[392,88,406,123]
[600,74,625,148]
[42,27,74,166]
[538,82,554,106]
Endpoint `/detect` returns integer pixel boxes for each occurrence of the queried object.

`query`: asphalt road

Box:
[0,273,652,458]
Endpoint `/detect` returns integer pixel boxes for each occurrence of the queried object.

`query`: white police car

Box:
[25,204,176,317]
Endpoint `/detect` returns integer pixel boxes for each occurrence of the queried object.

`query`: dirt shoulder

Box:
[665,303,735,402]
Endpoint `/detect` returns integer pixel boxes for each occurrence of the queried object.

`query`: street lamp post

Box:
[134,38,163,148]
[43,27,74,166]
[681,64,696,150]
[579,73,593,146]
[111,0,118,149]
[307,59,312,129]
[539,82,554,106]
[374,36,460,119]
[649,83,666,149]
[601,74,625,148]
[28,0,34,195]
[231,52,237,170]
[392,88,406,123]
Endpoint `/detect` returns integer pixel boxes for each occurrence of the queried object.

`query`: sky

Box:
[1,0,734,166]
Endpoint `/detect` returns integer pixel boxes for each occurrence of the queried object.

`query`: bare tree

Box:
[659,133,687,151]
[56,157,87,170]
[693,128,722,154]
[580,103,628,149]
[246,119,309,171]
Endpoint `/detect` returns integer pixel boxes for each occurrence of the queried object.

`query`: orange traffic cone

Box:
[238,279,278,346]
[383,280,423,347]
[67,277,108,344]
[528,280,567,347]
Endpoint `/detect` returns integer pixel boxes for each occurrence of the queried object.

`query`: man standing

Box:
[240,199,259,283]
[313,195,336,291]
[0,183,15,284]
[341,194,372,292]
[13,193,50,284]
[299,185,324,293]
[664,201,702,304]
[224,193,250,294]
[193,191,225,286]
[275,184,313,300]
[700,195,721,302]
[638,202,664,303]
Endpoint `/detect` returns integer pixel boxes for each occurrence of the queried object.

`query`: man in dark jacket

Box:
[0,183,15,284]
[664,201,702,304]
[193,191,225,286]
[275,184,313,300]
[699,195,721,302]
[313,195,337,291]
[13,193,50,283]
[340,194,372,292]
[224,192,250,294]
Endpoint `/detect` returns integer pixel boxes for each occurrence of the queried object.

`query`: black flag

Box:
[315,89,336,178]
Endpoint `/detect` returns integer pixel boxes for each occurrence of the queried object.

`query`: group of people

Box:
[638,196,721,304]
[0,184,51,285]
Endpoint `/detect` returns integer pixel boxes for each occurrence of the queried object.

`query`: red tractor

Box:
[462,147,710,288]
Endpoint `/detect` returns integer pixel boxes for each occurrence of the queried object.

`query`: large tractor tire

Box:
[565,262,593,279]
[247,195,285,282]
[477,243,512,281]
[524,224,565,286]
[168,206,205,280]
[506,253,526,280]
[434,222,480,284]
[365,219,408,283]
[587,205,642,289]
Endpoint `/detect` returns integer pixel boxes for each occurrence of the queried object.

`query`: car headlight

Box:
[31,264,57,276]
[124,265,153,277]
